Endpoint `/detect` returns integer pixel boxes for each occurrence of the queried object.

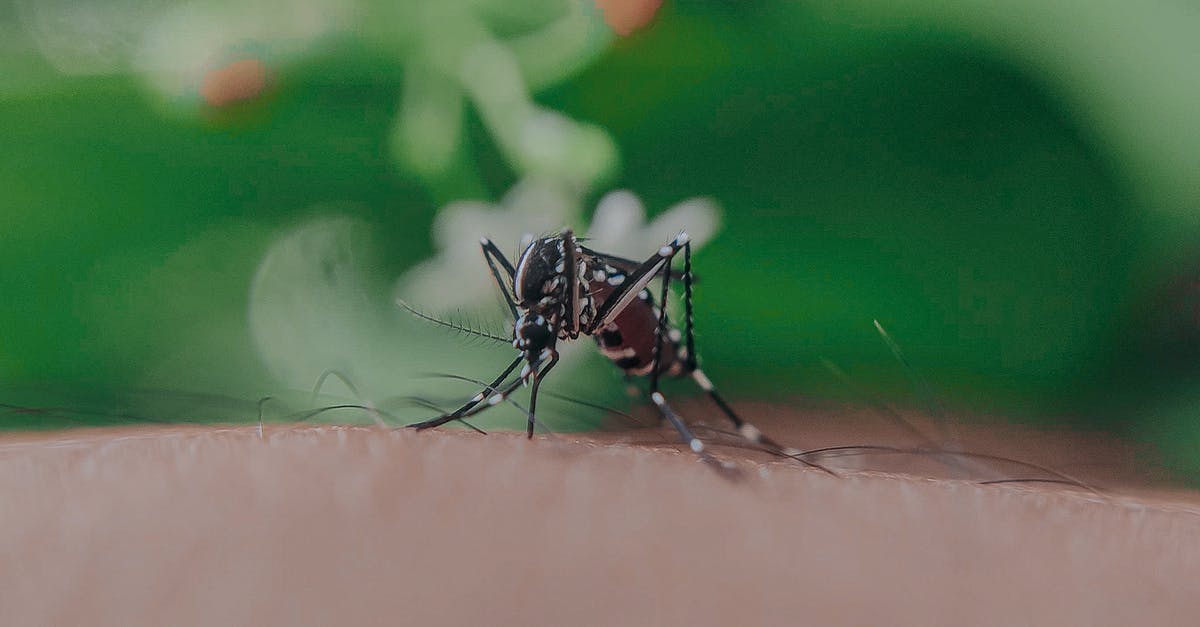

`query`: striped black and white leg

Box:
[677,241,834,474]
[407,359,547,431]
[407,356,522,430]
[526,352,558,438]
[480,237,519,319]
[641,235,734,471]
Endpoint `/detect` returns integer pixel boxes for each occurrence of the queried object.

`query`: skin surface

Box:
[1,403,1197,626]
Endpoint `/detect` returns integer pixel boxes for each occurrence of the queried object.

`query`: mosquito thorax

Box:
[511,234,597,342]
[513,237,566,306]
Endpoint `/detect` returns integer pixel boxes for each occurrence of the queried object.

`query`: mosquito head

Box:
[513,310,557,365]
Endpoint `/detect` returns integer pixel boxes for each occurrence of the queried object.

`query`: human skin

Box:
[1,403,1197,626]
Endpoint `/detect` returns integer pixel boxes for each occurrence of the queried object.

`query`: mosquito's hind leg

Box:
[689,370,794,453]
[644,388,739,478]
[480,237,519,320]
[644,239,700,455]
[648,391,707,455]
[672,241,833,474]
[630,238,732,475]
[674,240,778,450]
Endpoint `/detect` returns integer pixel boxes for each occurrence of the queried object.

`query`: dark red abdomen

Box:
[589,283,681,376]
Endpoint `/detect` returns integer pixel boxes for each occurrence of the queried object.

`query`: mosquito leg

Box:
[680,242,697,370]
[587,232,691,334]
[480,237,518,320]
[675,240,777,447]
[648,238,676,399]
[454,358,552,421]
[646,390,739,478]
[648,391,705,454]
[420,371,621,433]
[690,369,835,475]
[690,370,781,451]
[397,397,489,434]
[638,241,733,473]
[674,242,835,475]
[410,355,557,430]
[590,231,735,471]
[526,352,559,438]
[406,356,522,430]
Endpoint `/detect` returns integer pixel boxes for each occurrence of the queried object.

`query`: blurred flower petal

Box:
[15,0,151,75]
[400,180,721,315]
[588,190,646,252]
[249,214,536,418]
[249,216,391,391]
[398,178,579,311]
[587,191,720,259]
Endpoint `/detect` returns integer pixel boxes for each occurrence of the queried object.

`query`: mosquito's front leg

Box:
[480,237,518,320]
[406,356,522,430]
[670,240,835,475]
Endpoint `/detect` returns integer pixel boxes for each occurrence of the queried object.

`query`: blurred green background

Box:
[2,1,1200,478]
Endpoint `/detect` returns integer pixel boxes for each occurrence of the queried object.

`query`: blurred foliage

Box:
[2,1,1200,477]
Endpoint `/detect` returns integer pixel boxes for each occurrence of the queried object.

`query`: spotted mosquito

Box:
[400,228,821,470]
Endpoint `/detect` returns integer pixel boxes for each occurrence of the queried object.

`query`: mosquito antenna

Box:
[449,309,510,347]
[397,299,512,344]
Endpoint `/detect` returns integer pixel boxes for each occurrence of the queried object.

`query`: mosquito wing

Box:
[579,246,685,280]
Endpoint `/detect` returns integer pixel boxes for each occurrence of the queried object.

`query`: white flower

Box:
[398,177,579,312]
[396,178,721,313]
[585,189,720,261]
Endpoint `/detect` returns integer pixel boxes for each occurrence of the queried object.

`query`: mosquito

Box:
[399,228,823,470]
